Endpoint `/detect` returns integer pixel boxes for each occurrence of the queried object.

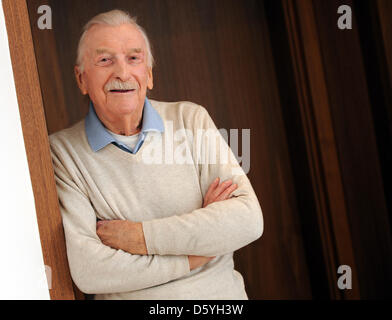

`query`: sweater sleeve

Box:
[50,143,190,295]
[142,106,263,257]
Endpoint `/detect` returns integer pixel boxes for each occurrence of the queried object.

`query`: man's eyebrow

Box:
[95,48,114,55]
[94,48,143,56]
[127,48,142,54]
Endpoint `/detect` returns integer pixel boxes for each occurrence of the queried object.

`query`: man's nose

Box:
[113,59,132,82]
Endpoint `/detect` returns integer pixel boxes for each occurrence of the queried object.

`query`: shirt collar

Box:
[85,97,164,152]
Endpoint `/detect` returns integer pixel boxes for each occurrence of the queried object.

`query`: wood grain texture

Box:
[377,0,392,87]
[282,0,360,299]
[26,1,69,135]
[374,0,392,234]
[2,0,75,300]
[313,0,392,299]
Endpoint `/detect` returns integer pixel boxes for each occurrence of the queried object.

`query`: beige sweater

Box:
[50,100,263,300]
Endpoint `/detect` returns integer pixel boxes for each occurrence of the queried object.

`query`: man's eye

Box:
[96,57,112,65]
[129,56,140,61]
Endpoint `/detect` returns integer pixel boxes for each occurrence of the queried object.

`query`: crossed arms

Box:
[96,177,239,270]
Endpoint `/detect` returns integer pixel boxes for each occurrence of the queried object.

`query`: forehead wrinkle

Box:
[84,24,149,57]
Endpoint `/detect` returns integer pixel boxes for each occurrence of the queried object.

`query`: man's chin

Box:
[109,102,142,116]
[106,93,141,107]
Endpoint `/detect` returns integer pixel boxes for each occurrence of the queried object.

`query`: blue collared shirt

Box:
[85,97,164,154]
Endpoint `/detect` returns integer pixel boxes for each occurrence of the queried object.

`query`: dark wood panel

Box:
[3,0,75,300]
[26,2,69,134]
[276,0,392,299]
[312,0,392,299]
[369,0,392,242]
[281,0,360,299]
[264,0,332,299]
[377,0,392,86]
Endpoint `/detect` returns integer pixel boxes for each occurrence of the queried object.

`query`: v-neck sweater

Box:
[49,99,263,299]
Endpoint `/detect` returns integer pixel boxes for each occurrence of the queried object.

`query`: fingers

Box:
[204,177,220,201]
[203,178,222,207]
[215,183,238,201]
[210,179,233,200]
[203,178,238,208]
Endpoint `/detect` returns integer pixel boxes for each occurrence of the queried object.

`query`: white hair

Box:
[76,9,154,71]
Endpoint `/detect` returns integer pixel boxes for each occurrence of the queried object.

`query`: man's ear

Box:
[147,67,153,90]
[74,66,88,95]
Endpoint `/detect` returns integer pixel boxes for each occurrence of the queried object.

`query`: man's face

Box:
[75,23,153,124]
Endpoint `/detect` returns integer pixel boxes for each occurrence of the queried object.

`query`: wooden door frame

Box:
[2,0,76,300]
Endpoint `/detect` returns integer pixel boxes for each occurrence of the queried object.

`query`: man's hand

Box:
[96,220,147,255]
[203,177,238,208]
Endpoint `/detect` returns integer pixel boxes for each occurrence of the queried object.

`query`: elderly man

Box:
[50,9,263,300]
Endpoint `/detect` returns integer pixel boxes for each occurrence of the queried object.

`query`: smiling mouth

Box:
[109,89,136,93]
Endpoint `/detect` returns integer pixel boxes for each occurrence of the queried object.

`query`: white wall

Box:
[0,0,50,299]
